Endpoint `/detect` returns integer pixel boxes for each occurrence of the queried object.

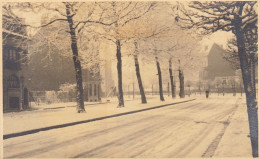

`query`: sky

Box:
[201,31,234,51]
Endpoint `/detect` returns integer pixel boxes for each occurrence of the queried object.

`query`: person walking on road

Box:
[205,90,209,98]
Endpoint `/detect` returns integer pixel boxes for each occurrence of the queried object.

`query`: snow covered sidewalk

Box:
[214,97,252,157]
[4,96,194,137]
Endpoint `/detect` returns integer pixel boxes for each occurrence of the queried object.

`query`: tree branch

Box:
[122,2,156,26]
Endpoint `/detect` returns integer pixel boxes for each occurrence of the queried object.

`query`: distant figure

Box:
[206,90,209,98]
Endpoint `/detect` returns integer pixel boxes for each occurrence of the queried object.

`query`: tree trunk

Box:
[116,39,124,107]
[134,55,147,104]
[155,57,164,101]
[65,4,85,113]
[179,69,185,98]
[169,58,176,98]
[234,17,258,157]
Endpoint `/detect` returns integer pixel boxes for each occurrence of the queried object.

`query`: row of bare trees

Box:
[4,2,201,111]
[3,2,157,111]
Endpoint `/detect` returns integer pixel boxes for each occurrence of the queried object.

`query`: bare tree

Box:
[156,56,165,101]
[137,25,201,101]
[136,38,167,102]
[149,39,169,101]
[122,14,170,104]
[168,58,176,98]
[150,27,202,99]
[224,37,258,71]
[223,38,241,70]
[175,1,258,157]
[133,41,147,103]
[88,2,156,107]
[178,59,185,98]
[7,2,116,113]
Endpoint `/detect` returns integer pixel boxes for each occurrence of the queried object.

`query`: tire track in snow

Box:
[201,98,240,157]
[4,99,195,140]
[5,115,162,158]
[5,101,201,158]
[72,117,189,157]
[172,124,215,157]
[4,98,239,158]
[165,98,239,157]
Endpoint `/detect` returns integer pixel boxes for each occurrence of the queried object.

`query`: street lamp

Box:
[244,22,258,96]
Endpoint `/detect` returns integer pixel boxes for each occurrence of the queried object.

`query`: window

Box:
[7,47,20,62]
[7,75,20,88]
[94,84,97,96]
[4,47,21,70]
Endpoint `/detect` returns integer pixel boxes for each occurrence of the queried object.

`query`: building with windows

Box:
[199,43,241,92]
[83,80,101,102]
[3,15,30,111]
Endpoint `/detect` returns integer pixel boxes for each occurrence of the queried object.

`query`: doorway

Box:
[9,97,19,109]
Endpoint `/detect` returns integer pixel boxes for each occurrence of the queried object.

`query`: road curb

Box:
[4,98,196,140]
[43,102,109,110]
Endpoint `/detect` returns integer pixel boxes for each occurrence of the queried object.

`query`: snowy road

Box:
[4,97,240,158]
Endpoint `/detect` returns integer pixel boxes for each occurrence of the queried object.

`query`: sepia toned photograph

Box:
[2,1,258,158]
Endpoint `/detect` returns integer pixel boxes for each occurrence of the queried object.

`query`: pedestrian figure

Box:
[206,90,209,98]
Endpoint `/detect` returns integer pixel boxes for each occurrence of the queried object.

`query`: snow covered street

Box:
[3,95,252,158]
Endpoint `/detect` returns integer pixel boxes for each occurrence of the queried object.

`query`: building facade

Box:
[206,43,236,80]
[199,43,241,91]
[3,16,30,111]
[83,80,101,102]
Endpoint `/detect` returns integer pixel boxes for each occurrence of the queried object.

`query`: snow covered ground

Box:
[3,95,192,135]
[3,94,252,158]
